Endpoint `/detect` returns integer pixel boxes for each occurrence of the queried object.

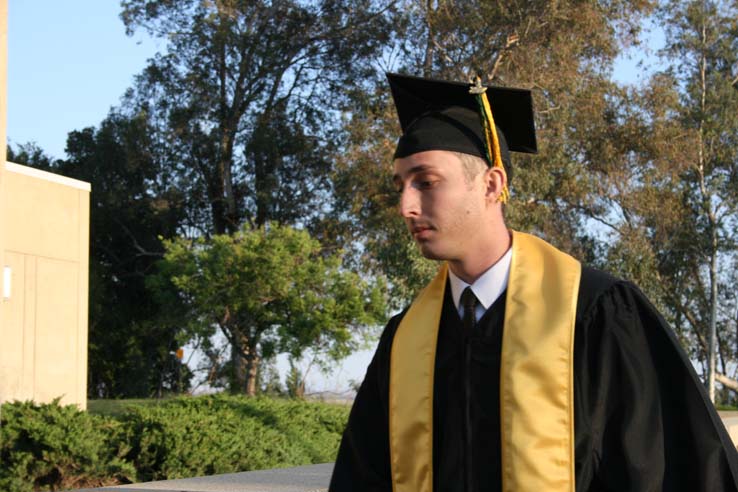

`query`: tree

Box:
[67,112,194,398]
[540,0,738,403]
[658,0,738,402]
[608,0,738,401]
[120,0,398,235]
[119,0,399,385]
[151,223,386,395]
[6,142,56,171]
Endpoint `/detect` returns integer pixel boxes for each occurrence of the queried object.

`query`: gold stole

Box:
[389,231,581,492]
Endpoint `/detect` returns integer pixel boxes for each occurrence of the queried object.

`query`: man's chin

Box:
[416,242,446,261]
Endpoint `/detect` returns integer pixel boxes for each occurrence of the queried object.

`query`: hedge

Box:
[0,399,134,491]
[0,395,350,491]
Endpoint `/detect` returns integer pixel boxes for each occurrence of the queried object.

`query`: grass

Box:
[717,404,738,411]
[87,398,167,417]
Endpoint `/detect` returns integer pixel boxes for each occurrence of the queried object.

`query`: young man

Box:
[329,73,738,492]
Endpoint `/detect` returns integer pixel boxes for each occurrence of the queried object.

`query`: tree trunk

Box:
[296,379,306,399]
[230,341,248,394]
[209,177,229,235]
[226,325,260,395]
[245,352,261,396]
[695,7,718,403]
[423,0,434,77]
[708,242,718,402]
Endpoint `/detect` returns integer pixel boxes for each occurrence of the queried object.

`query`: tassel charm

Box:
[469,76,510,203]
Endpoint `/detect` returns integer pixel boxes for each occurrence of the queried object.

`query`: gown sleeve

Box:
[574,280,738,492]
[328,314,400,492]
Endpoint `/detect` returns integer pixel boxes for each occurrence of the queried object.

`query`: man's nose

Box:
[398,187,420,218]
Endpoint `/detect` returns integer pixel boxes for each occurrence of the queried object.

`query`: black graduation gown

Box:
[329,267,738,491]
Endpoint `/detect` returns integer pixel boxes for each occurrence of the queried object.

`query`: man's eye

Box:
[414,180,435,189]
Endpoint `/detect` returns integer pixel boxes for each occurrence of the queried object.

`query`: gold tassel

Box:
[470,77,509,203]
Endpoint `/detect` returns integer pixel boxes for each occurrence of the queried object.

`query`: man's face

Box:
[393,150,488,262]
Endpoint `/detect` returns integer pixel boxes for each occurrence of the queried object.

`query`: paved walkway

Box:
[77,463,333,492]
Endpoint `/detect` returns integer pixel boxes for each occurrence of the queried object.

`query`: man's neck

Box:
[448,228,512,284]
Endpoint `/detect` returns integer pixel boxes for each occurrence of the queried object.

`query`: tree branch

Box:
[716,373,738,393]
[487,33,519,81]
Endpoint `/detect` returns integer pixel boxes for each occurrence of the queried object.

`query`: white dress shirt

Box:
[448,247,512,322]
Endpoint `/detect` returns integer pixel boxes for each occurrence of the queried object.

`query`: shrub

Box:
[0,399,135,491]
[118,395,303,481]
[0,395,350,489]
[240,397,349,463]
[117,395,349,481]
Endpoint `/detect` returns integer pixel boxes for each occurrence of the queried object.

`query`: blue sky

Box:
[7,1,159,159]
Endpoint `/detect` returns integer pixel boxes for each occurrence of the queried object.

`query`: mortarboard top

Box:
[386,73,537,165]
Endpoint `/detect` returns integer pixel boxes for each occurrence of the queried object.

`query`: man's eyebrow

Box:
[393,164,433,182]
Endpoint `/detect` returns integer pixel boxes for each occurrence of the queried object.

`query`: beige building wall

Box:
[1,162,90,408]
[1,0,90,410]
[1,0,8,401]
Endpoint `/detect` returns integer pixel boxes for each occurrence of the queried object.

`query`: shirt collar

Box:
[448,247,512,312]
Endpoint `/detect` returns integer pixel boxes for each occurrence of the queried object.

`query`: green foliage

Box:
[150,223,386,394]
[0,396,350,490]
[60,112,191,398]
[258,360,286,396]
[6,143,57,171]
[118,396,348,480]
[87,399,167,418]
[0,400,134,491]
[239,396,349,463]
[120,0,398,234]
[285,360,305,399]
[118,397,294,480]
[568,0,738,395]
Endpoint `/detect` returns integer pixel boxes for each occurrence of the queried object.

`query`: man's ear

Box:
[484,166,507,204]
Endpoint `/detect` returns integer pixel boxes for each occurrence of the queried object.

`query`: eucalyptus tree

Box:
[652,0,738,401]
[549,0,738,402]
[120,0,398,235]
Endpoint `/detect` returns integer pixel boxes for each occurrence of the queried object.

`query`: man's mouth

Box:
[410,224,434,240]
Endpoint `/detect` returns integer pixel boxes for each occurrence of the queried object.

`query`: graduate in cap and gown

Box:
[328,73,738,492]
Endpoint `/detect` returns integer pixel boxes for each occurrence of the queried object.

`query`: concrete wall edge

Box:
[5,161,91,191]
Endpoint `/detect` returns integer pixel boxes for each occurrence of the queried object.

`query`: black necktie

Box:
[461,286,479,333]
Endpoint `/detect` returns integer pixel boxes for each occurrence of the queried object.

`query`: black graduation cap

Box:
[387,73,537,168]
